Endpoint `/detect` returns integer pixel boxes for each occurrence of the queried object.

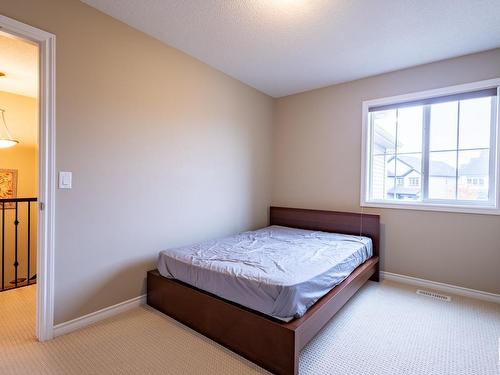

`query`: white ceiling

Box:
[0,32,38,98]
[85,1,500,97]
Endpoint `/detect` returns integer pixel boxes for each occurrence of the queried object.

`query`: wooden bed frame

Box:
[147,207,380,375]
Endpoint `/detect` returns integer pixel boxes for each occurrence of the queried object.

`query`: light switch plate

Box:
[59,171,72,189]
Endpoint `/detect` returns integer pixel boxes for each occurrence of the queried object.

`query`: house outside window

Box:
[408,177,419,186]
[361,79,500,214]
[467,177,485,185]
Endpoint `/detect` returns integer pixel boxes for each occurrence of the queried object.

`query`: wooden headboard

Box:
[269,206,380,257]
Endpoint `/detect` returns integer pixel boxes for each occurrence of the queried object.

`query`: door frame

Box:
[0,15,56,341]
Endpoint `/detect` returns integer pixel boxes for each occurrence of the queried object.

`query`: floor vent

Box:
[416,289,451,302]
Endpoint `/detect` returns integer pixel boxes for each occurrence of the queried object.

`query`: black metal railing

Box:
[0,197,37,292]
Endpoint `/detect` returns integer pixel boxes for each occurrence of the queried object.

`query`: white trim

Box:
[380,271,500,304]
[363,78,500,109]
[362,200,500,216]
[360,78,500,216]
[0,15,56,341]
[53,295,147,337]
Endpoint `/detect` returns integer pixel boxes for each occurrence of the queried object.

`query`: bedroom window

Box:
[361,79,500,214]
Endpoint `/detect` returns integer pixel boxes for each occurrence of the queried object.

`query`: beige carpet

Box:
[1,282,499,374]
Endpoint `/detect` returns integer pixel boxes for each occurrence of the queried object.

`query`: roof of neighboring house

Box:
[373,127,397,150]
[387,155,456,177]
[458,150,489,176]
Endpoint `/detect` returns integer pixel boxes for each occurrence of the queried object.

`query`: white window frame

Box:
[360,78,500,215]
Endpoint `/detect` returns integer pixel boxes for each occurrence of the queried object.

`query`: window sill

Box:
[361,200,500,215]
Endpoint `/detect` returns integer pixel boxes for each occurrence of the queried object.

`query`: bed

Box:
[147,207,380,375]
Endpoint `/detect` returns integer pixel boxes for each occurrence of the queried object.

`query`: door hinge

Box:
[39,202,45,211]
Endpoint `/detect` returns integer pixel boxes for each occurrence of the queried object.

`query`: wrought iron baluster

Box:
[27,201,31,286]
[1,202,4,291]
[0,198,37,292]
[14,201,19,288]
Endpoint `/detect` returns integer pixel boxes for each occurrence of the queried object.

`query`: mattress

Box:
[157,225,372,321]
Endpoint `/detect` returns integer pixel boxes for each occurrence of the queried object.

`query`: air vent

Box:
[416,289,451,302]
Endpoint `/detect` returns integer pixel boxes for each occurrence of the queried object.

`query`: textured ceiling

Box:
[82,0,500,97]
[0,32,38,98]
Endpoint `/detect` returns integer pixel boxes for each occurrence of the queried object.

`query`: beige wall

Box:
[0,0,273,324]
[273,48,500,294]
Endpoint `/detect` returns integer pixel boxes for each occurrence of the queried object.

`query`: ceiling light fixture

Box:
[0,108,19,148]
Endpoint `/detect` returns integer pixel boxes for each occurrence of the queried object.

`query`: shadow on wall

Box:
[55,257,155,323]
[378,222,386,272]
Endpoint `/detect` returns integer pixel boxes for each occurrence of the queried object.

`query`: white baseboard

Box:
[53,294,146,337]
[49,273,500,337]
[380,271,500,304]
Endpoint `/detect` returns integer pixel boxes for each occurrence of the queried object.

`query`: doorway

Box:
[0,15,56,342]
[0,30,39,343]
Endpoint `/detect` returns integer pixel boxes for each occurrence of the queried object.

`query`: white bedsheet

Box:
[157,225,372,320]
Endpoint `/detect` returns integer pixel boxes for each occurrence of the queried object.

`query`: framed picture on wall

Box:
[0,169,18,209]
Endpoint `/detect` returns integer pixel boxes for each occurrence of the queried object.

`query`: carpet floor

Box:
[0,281,499,374]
